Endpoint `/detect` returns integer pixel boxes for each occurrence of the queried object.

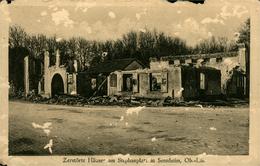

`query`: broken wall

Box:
[181,67,198,99]
[67,73,77,95]
[40,50,78,98]
[199,68,221,98]
[108,67,183,99]
[181,66,221,100]
[77,73,93,97]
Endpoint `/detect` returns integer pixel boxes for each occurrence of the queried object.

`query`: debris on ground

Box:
[10,91,249,108]
[195,104,203,108]
[198,152,207,156]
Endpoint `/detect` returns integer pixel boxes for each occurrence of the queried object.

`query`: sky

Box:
[7,0,251,46]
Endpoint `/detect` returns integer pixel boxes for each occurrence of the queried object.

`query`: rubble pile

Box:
[10,92,248,107]
[9,89,26,100]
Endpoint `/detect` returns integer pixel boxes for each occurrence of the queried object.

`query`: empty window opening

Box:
[236,75,244,88]
[123,74,133,92]
[150,73,162,91]
[110,73,117,87]
[68,74,73,84]
[180,59,185,64]
[169,60,175,65]
[192,59,197,63]
[216,57,223,63]
[203,58,210,63]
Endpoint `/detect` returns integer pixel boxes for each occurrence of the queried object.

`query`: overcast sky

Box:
[8,0,251,46]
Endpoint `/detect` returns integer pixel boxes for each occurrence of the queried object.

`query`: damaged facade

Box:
[108,61,221,100]
[77,58,145,97]
[21,44,248,101]
[23,49,78,98]
[107,44,248,100]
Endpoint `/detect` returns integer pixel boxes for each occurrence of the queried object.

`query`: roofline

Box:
[81,58,146,74]
[133,59,147,68]
[150,51,238,61]
[110,65,220,74]
[108,58,146,67]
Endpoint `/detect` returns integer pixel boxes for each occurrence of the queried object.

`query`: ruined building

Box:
[23,49,77,98]
[20,44,248,100]
[107,44,248,100]
[77,58,145,97]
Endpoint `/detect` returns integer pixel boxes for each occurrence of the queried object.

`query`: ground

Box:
[9,101,249,155]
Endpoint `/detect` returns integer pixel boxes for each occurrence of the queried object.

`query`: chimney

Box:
[56,49,60,67]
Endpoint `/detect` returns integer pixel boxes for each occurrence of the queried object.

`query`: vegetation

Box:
[192,36,237,54]
[237,18,250,49]
[9,18,249,74]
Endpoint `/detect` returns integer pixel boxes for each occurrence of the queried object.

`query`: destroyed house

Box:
[107,45,248,100]
[18,43,248,100]
[108,62,221,100]
[159,44,248,97]
[18,48,78,98]
[77,58,146,97]
[181,66,221,100]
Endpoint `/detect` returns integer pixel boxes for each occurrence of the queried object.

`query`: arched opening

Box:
[51,74,64,97]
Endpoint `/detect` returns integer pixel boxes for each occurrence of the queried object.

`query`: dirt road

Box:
[9,101,249,155]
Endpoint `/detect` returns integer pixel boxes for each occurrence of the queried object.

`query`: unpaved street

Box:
[9,101,249,155]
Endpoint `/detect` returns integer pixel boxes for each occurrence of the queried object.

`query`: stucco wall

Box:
[67,73,77,95]
[41,50,77,98]
[108,67,183,99]
[139,73,149,96]
[163,49,246,95]
[150,60,170,70]
[107,74,117,96]
[203,56,240,94]
[44,65,68,97]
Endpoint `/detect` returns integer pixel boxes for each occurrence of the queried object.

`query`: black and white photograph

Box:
[0,0,260,165]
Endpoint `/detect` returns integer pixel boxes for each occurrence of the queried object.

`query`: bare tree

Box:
[9,25,28,48]
[193,36,237,54]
